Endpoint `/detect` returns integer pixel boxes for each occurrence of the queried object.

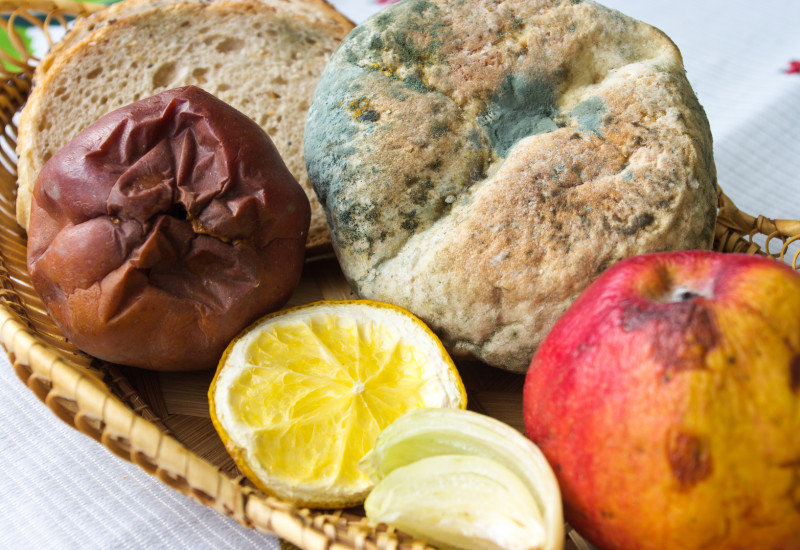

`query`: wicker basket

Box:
[1,2,798,549]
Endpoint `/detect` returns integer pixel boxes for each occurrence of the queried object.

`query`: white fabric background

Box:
[1,0,798,548]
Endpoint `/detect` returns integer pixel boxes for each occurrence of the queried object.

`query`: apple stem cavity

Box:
[674,287,699,301]
[667,284,713,303]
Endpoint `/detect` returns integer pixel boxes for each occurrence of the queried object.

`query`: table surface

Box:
[2,0,799,548]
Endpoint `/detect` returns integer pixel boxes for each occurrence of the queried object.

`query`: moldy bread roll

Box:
[305,0,718,372]
[27,86,310,371]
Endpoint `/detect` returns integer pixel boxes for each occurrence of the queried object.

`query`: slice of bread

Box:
[17,0,353,254]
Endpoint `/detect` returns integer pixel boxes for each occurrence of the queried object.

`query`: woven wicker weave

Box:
[1,2,798,549]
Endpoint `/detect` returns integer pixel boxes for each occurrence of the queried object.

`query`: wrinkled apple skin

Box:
[523,250,800,550]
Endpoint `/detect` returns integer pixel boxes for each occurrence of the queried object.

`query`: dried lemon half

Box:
[361,408,564,550]
[208,300,467,509]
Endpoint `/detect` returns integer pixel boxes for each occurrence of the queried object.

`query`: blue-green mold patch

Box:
[570,96,607,136]
[304,64,370,208]
[479,73,559,158]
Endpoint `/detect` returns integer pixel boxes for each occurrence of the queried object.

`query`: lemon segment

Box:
[361,408,564,550]
[209,300,466,509]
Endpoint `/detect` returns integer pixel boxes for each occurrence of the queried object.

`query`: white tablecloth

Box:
[2,0,798,547]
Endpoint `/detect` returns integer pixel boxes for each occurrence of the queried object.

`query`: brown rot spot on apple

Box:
[791,475,800,514]
[791,354,800,394]
[621,298,720,379]
[667,431,713,489]
[779,460,800,513]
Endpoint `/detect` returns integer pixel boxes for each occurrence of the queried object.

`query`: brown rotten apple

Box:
[523,250,800,550]
[27,86,310,371]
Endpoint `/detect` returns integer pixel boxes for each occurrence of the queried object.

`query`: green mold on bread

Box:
[305,0,717,372]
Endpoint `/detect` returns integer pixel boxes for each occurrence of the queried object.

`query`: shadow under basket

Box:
[0,2,798,549]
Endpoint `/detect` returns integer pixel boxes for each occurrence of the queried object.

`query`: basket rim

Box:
[0,2,799,550]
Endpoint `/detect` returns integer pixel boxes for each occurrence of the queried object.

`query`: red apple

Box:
[523,250,800,550]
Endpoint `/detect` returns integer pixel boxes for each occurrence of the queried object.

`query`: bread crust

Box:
[17,0,353,255]
[36,0,354,77]
[305,0,718,372]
